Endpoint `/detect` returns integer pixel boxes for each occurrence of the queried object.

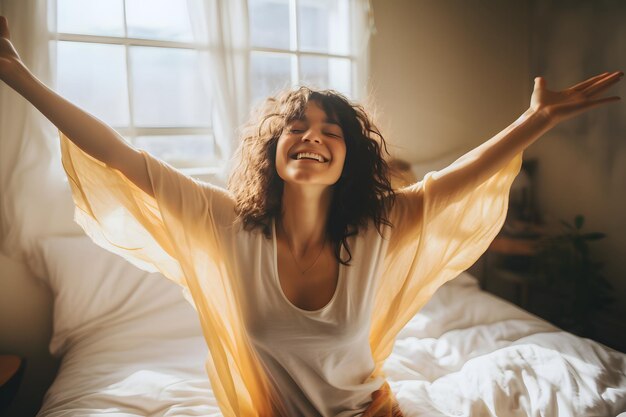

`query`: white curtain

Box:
[352,0,375,100]
[186,0,250,182]
[0,0,80,278]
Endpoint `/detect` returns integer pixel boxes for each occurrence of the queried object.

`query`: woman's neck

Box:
[278,183,332,256]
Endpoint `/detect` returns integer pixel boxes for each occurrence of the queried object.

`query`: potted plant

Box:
[530,215,613,336]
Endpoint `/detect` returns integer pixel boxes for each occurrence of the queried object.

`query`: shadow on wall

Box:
[527,0,626,323]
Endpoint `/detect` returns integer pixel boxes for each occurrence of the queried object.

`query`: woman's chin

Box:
[282,174,339,188]
[278,165,341,186]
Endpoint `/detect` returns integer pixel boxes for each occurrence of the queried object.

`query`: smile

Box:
[291,152,328,163]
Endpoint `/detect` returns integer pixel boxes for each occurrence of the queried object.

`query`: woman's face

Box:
[275,101,346,187]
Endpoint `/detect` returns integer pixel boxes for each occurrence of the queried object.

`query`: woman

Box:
[0,15,622,417]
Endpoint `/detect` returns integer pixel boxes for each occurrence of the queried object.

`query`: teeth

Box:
[296,152,325,162]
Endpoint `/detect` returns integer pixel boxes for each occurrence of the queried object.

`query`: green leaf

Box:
[530,213,612,322]
[574,215,584,229]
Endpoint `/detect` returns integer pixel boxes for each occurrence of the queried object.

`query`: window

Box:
[52,0,215,172]
[249,0,353,103]
[51,0,358,171]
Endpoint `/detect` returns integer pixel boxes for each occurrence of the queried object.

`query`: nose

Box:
[302,130,321,144]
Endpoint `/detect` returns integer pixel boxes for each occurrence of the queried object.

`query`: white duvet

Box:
[36,237,626,417]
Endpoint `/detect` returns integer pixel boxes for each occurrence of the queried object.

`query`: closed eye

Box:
[325,132,343,138]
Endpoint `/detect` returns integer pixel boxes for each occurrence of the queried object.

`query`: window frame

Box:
[250,0,357,98]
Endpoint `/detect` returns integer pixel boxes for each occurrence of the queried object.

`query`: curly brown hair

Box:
[227,87,395,265]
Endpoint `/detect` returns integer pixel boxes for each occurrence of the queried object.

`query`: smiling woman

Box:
[1,2,624,413]
[229,87,394,268]
[49,72,621,416]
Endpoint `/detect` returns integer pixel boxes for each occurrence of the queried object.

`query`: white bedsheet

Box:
[37,273,626,417]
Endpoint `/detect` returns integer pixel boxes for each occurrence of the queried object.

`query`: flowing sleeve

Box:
[59,130,233,287]
[368,151,523,377]
[59,131,287,417]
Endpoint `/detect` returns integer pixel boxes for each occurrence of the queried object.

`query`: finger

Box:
[570,96,621,115]
[584,71,624,97]
[587,95,621,108]
[533,76,546,91]
[556,96,621,117]
[0,16,10,40]
[584,78,623,98]
[568,72,611,91]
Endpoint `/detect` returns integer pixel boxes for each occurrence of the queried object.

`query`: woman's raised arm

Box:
[427,72,622,200]
[0,16,152,196]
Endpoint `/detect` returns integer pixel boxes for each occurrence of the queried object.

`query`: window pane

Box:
[126,0,193,42]
[249,0,290,49]
[300,56,351,97]
[135,135,216,168]
[56,41,130,127]
[251,52,292,103]
[57,0,125,37]
[298,0,350,55]
[130,46,211,127]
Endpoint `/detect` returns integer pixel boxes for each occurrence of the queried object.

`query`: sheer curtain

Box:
[186,0,250,182]
[0,0,80,278]
[353,0,375,100]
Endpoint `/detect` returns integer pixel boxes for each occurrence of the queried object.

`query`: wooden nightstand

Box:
[482,221,545,308]
[0,355,25,413]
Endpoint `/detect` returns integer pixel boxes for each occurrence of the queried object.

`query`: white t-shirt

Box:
[220,217,389,416]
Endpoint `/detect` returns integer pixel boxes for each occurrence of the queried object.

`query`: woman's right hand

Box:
[0,16,26,84]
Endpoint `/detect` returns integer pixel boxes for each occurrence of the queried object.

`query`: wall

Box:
[525,0,626,334]
[369,0,530,164]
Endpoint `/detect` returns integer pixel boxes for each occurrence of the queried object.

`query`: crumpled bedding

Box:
[37,272,626,417]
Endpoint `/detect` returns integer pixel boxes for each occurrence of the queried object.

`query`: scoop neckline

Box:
[272,218,344,315]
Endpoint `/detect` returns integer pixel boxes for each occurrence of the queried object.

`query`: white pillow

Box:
[37,235,198,356]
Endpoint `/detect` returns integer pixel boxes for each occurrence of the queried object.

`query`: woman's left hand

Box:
[530,71,623,126]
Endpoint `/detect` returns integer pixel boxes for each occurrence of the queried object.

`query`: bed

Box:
[34,235,626,417]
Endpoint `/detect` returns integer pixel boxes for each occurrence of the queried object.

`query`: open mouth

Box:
[290,152,329,163]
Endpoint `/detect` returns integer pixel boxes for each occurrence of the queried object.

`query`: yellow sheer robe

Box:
[59,130,522,416]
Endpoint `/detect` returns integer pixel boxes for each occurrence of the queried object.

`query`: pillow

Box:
[37,235,198,356]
